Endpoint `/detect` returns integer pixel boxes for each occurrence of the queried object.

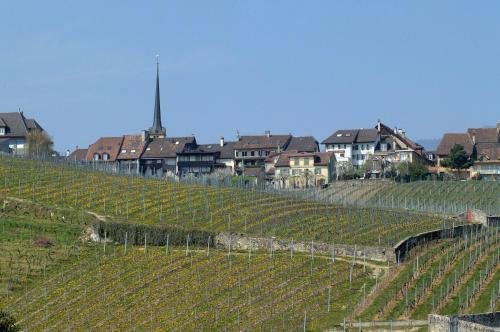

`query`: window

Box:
[292,169,300,175]
[131,149,136,153]
[380,143,387,152]
[314,168,321,175]
[102,153,110,161]
[251,151,255,156]
[353,145,358,150]
[361,155,365,160]
[242,151,248,157]
[340,153,345,158]
[121,149,127,153]
[0,127,5,135]
[93,153,100,161]
[294,158,299,166]
[343,144,347,149]
[303,158,310,166]
[265,151,270,156]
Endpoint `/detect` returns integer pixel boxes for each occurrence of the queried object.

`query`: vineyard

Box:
[1,238,378,331]
[0,156,498,331]
[295,180,500,215]
[357,226,500,322]
[0,157,454,247]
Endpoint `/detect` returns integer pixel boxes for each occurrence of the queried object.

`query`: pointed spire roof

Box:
[149,55,166,137]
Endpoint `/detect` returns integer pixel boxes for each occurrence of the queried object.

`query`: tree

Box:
[26,129,54,157]
[0,310,19,332]
[441,144,473,177]
[397,161,428,181]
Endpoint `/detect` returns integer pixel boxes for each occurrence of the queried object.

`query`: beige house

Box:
[270,151,336,188]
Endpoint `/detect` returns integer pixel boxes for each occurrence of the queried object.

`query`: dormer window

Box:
[93,153,100,161]
[0,127,5,136]
[131,149,136,153]
[102,153,110,161]
[121,149,127,153]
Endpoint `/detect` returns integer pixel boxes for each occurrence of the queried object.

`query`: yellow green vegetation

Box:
[357,227,500,321]
[0,157,453,247]
[3,244,377,331]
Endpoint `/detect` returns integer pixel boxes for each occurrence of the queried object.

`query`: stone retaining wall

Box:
[393,223,483,263]
[215,233,395,262]
[429,312,500,332]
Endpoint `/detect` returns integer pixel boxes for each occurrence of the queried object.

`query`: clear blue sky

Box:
[1,1,499,152]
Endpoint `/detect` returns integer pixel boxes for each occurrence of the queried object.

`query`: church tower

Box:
[149,56,166,138]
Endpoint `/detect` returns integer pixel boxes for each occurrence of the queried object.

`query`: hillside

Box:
[0,157,453,247]
[295,180,500,215]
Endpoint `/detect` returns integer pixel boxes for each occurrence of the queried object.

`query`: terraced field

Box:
[357,227,500,321]
[0,157,453,247]
[292,179,500,215]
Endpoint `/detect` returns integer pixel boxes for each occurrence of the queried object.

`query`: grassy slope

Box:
[0,158,453,247]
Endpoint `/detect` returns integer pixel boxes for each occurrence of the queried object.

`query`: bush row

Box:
[93,220,216,247]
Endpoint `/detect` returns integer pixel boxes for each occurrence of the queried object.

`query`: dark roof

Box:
[356,129,379,143]
[234,135,291,150]
[24,118,43,131]
[322,130,358,144]
[142,138,179,158]
[475,143,500,161]
[0,118,6,127]
[141,137,195,159]
[85,137,124,161]
[67,149,88,161]
[285,136,319,153]
[322,128,379,145]
[436,133,474,156]
[191,141,236,159]
[467,128,499,144]
[0,112,29,137]
[117,135,147,160]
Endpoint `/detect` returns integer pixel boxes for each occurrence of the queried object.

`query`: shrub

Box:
[0,310,19,332]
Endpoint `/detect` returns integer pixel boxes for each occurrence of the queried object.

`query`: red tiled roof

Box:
[467,128,499,144]
[436,133,474,156]
[117,135,147,160]
[67,148,88,161]
[85,137,124,161]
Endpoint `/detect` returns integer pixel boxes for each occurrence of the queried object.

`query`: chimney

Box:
[400,130,405,137]
[377,119,381,132]
[472,134,476,144]
[220,136,225,147]
[265,130,271,138]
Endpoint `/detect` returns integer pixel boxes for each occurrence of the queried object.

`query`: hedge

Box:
[93,220,216,247]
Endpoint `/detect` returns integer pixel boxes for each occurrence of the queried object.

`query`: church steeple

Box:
[149,55,166,138]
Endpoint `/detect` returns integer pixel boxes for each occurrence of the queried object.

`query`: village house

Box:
[116,133,148,174]
[0,112,45,155]
[67,148,88,163]
[322,121,427,177]
[270,151,336,188]
[141,136,196,177]
[85,136,124,171]
[436,124,500,179]
[322,128,379,167]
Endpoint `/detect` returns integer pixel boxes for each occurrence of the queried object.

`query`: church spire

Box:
[149,55,166,138]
